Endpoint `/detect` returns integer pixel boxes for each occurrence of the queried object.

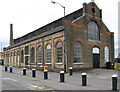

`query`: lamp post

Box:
[51,1,66,73]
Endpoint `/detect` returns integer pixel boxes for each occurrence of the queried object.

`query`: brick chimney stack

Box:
[10,24,14,46]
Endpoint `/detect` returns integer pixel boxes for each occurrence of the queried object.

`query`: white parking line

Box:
[2,78,18,82]
[88,75,109,79]
[27,84,38,88]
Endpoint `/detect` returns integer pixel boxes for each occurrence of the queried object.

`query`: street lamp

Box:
[51,1,66,73]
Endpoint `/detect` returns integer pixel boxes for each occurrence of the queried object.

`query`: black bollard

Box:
[82,73,87,86]
[60,71,65,82]
[44,70,48,79]
[10,66,12,73]
[112,74,117,91]
[23,68,26,75]
[5,66,7,71]
[32,69,36,77]
[2,60,4,66]
[69,67,73,76]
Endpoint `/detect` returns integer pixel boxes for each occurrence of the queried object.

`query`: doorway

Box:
[93,47,100,68]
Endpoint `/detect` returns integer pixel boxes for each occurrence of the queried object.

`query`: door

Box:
[93,47,100,68]
[93,53,100,68]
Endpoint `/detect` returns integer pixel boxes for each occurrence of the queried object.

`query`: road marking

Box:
[27,84,38,88]
[26,84,55,90]
[98,76,108,79]
[88,76,109,79]
[2,78,17,82]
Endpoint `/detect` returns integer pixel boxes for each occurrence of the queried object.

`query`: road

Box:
[1,66,119,91]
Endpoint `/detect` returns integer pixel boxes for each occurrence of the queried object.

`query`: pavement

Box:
[1,65,120,91]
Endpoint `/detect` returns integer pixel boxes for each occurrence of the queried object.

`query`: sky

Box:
[0,0,119,53]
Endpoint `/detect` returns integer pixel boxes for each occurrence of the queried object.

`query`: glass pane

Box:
[73,42,81,63]
[93,47,99,53]
[31,48,34,63]
[38,46,42,63]
[88,21,99,41]
[105,46,109,62]
[21,51,24,63]
[46,44,51,63]
[25,46,29,55]
[56,42,62,63]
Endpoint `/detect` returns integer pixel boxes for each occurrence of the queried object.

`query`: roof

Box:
[14,8,83,44]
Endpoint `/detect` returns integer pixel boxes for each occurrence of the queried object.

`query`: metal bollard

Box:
[2,60,4,66]
[5,66,7,71]
[32,69,36,77]
[44,70,48,79]
[112,74,117,91]
[10,66,12,73]
[82,73,87,86]
[69,67,73,76]
[60,71,65,82]
[23,68,26,75]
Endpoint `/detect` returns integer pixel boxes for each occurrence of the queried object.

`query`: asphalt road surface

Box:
[1,66,119,91]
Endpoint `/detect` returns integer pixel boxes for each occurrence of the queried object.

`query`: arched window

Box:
[21,50,24,63]
[31,48,35,63]
[38,46,42,63]
[14,52,16,56]
[14,52,16,65]
[88,21,99,41]
[93,47,99,54]
[9,53,11,65]
[73,42,82,63]
[46,44,51,63]
[17,51,20,55]
[11,53,13,64]
[56,41,62,63]
[17,51,20,65]
[105,46,109,62]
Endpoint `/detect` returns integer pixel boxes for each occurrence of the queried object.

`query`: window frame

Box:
[73,41,82,64]
[38,46,42,64]
[88,21,100,41]
[21,50,24,63]
[55,41,63,64]
[30,47,35,64]
[46,44,51,64]
[104,46,110,62]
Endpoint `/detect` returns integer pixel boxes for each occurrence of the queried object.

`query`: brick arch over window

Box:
[17,50,19,55]
[30,46,35,50]
[44,41,52,49]
[103,43,111,49]
[72,39,83,47]
[54,39,63,47]
[37,44,42,50]
[92,45,100,49]
[21,48,24,52]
